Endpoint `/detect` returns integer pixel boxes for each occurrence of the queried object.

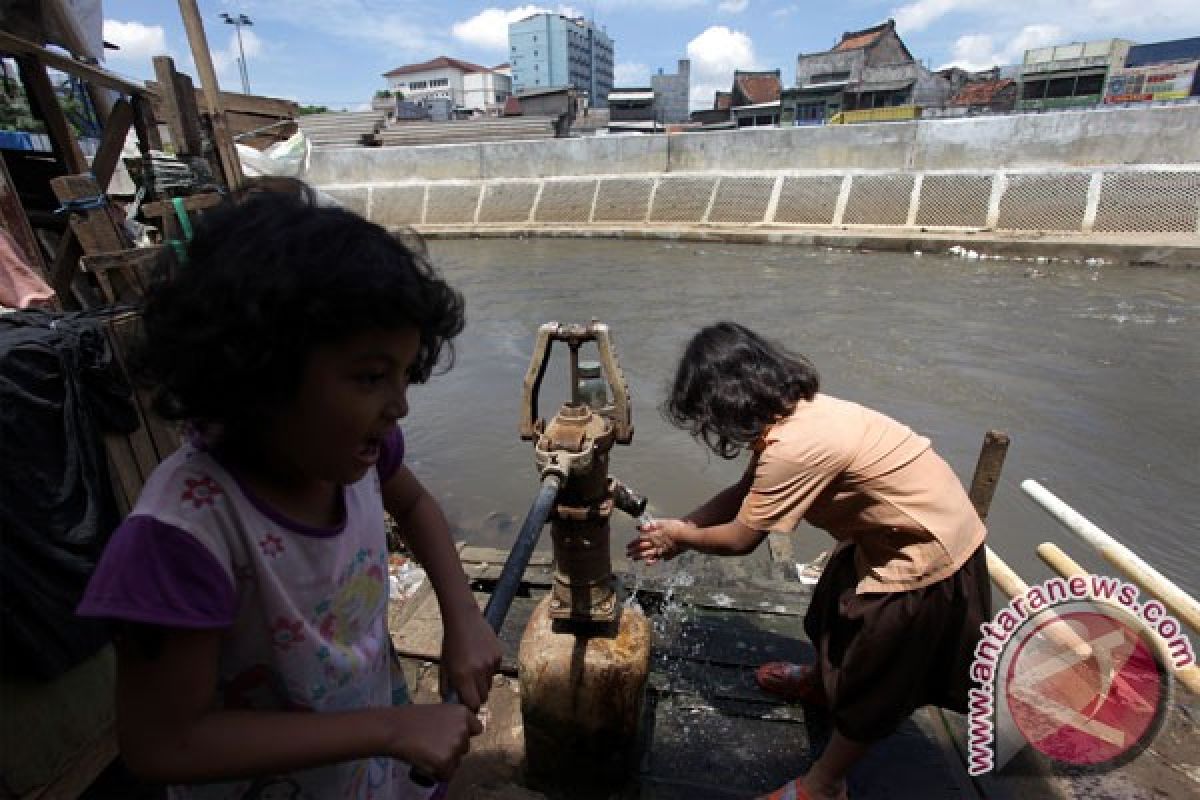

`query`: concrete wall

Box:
[307,104,1200,186]
[309,134,668,185]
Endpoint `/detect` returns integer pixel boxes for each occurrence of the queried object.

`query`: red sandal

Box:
[756,778,811,800]
[754,662,828,708]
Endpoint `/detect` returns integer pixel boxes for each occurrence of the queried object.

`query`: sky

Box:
[100,0,1199,110]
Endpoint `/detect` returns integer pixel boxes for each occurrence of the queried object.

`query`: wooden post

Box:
[968,430,1010,522]
[153,56,204,156]
[1038,542,1200,696]
[91,98,134,192]
[176,0,244,190]
[131,94,163,153]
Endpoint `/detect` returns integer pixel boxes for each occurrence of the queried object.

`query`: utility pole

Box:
[219,12,253,94]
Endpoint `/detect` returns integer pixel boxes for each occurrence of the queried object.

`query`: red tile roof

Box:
[834,20,892,52]
[383,56,490,78]
[734,71,782,105]
[950,79,1015,107]
[714,91,733,110]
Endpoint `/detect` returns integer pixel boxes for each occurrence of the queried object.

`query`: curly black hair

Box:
[664,322,820,459]
[134,184,464,429]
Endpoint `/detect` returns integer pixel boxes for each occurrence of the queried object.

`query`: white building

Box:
[382,57,513,115]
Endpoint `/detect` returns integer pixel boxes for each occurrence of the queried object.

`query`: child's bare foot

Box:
[756,774,848,800]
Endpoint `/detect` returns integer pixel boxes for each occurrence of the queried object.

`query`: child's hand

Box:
[384,703,482,781]
[440,611,503,712]
[626,518,689,565]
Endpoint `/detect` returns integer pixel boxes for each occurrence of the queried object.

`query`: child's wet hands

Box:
[627,518,688,565]
[386,703,482,781]
[440,613,503,712]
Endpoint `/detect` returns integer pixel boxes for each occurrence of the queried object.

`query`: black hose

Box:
[410,473,563,791]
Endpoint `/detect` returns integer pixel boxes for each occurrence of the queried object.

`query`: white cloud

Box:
[894,0,1200,37]
[718,0,749,13]
[614,62,650,85]
[892,0,988,33]
[234,1,442,58]
[102,19,168,65]
[686,25,759,109]
[211,28,266,91]
[771,5,798,17]
[452,5,583,51]
[939,23,1063,70]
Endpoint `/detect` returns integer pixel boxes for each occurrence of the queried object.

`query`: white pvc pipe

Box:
[1022,479,1200,633]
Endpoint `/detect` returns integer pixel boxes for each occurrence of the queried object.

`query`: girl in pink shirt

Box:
[79,187,501,799]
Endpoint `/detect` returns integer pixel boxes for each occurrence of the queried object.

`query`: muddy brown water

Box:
[400,238,1199,599]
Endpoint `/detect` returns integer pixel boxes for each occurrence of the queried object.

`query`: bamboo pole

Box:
[176,0,244,190]
[1023,480,1200,633]
[986,548,1092,659]
[1037,542,1200,696]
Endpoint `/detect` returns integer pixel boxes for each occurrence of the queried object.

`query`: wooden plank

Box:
[460,545,552,567]
[100,319,164,480]
[146,83,300,119]
[0,30,157,98]
[204,90,298,118]
[153,56,201,156]
[16,55,86,173]
[106,312,181,462]
[0,154,49,279]
[103,434,141,518]
[140,192,224,219]
[50,175,126,254]
[131,93,163,153]
[177,0,243,191]
[91,97,134,191]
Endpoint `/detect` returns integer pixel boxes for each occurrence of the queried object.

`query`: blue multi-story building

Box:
[508,13,614,108]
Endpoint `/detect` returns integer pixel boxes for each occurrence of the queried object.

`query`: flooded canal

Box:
[401,238,1199,597]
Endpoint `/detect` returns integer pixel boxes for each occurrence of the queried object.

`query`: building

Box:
[946,78,1018,114]
[730,70,782,127]
[382,56,512,116]
[781,18,952,125]
[690,91,734,125]
[605,59,690,132]
[509,13,614,108]
[463,64,514,113]
[607,88,657,131]
[1017,39,1131,112]
[514,86,579,136]
[1103,36,1200,104]
[651,59,690,124]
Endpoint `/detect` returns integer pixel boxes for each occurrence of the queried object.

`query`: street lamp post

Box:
[219,12,253,94]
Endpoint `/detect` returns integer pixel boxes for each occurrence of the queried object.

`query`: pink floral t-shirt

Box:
[79,428,425,800]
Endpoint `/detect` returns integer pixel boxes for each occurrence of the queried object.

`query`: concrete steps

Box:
[298,111,386,147]
[376,117,557,147]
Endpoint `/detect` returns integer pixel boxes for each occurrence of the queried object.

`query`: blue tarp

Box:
[0,131,35,151]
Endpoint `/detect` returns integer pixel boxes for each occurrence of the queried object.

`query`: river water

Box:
[400,238,1199,598]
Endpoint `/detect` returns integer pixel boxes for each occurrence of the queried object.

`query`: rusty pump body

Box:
[519,320,645,624]
[516,321,652,793]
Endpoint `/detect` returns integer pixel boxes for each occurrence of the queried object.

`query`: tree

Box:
[297,104,329,115]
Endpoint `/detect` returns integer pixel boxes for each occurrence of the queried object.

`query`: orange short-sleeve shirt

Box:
[736,394,986,593]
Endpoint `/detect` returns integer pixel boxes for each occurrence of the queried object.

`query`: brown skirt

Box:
[804,541,991,743]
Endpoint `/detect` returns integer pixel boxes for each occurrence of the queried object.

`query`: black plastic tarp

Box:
[0,308,138,680]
